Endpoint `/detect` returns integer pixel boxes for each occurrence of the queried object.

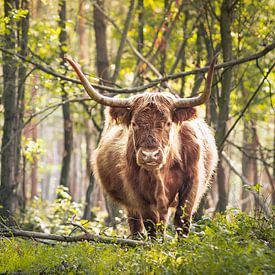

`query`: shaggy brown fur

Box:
[93,92,218,239]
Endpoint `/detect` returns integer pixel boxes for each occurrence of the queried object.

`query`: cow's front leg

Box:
[154,174,169,239]
[174,175,199,237]
[127,208,144,239]
[157,197,169,239]
[141,206,159,240]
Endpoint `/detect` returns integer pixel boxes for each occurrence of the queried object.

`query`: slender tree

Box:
[135,0,144,86]
[83,119,97,220]
[179,10,189,97]
[93,0,120,223]
[137,0,144,54]
[112,0,135,82]
[93,0,110,82]
[191,23,204,97]
[159,0,169,75]
[17,0,30,208]
[59,0,73,190]
[241,119,257,211]
[215,0,235,212]
[78,0,97,219]
[240,82,258,211]
[273,114,275,205]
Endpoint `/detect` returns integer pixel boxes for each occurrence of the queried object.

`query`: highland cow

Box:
[66,55,218,239]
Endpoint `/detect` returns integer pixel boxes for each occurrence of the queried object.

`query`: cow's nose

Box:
[141,149,161,162]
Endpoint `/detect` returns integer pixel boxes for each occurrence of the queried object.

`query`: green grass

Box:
[0,211,274,274]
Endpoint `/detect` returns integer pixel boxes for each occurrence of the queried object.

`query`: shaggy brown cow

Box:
[65,55,218,239]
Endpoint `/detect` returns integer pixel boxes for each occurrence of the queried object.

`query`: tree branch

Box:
[0,228,148,247]
[0,42,274,94]
[207,0,220,22]
[169,12,202,75]
[218,61,275,150]
[226,140,273,168]
[80,101,102,132]
[147,2,185,66]
[111,0,135,82]
[145,0,174,58]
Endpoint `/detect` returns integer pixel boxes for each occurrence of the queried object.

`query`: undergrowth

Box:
[0,208,274,274]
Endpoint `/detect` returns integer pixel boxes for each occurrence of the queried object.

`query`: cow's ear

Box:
[109,107,132,126]
[172,107,197,123]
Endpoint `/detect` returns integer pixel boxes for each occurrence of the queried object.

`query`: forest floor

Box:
[0,211,274,274]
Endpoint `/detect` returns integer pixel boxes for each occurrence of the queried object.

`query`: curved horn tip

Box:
[64,56,80,67]
[65,56,131,108]
[63,55,71,62]
[174,53,219,108]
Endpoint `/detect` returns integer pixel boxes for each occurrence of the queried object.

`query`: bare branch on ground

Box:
[0,228,148,247]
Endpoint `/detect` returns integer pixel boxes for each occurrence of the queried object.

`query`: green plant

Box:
[2,209,273,274]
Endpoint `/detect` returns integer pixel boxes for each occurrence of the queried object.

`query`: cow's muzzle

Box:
[136,148,164,170]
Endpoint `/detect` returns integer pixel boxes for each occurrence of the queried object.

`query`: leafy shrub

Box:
[1,209,274,274]
[20,186,83,234]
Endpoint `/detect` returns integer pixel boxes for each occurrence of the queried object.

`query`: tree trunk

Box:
[253,122,275,208]
[93,0,109,82]
[179,10,189,97]
[0,0,29,221]
[273,114,275,205]
[202,18,219,127]
[30,125,39,198]
[241,119,254,211]
[195,21,220,216]
[22,76,39,200]
[58,0,73,190]
[76,0,96,219]
[83,173,95,220]
[240,83,260,211]
[159,0,168,75]
[137,0,144,54]
[215,0,234,213]
[136,0,144,86]
[93,0,121,222]
[77,0,86,62]
[191,22,204,97]
[82,118,97,220]
[17,0,30,210]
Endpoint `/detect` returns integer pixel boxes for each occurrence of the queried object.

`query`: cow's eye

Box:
[166,121,172,128]
[132,122,138,129]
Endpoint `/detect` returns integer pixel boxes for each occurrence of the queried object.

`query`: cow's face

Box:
[110,93,197,170]
[130,104,172,170]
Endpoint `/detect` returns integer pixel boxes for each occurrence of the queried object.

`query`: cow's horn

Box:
[65,56,131,108]
[173,52,219,108]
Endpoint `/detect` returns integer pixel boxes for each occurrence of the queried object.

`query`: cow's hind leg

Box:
[127,208,144,239]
